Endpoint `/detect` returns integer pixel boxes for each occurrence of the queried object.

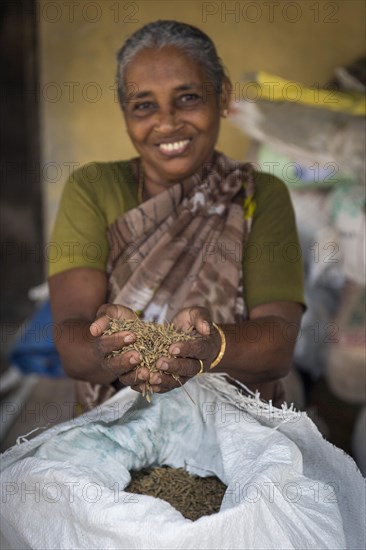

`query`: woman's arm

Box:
[214,301,303,382]
[49,268,142,385]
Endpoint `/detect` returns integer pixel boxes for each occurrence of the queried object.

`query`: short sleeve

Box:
[243,172,306,312]
[48,163,109,278]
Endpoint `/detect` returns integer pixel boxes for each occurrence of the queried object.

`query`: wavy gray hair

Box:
[116,20,226,108]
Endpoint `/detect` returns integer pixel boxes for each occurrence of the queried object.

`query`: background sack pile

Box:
[1,375,365,550]
[230,59,366,474]
[230,61,365,378]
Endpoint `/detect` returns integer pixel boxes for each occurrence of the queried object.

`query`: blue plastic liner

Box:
[8,300,65,378]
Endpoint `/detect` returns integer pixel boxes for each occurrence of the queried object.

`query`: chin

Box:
[161,158,203,181]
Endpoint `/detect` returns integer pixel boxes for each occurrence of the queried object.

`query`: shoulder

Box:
[68,160,133,191]
[243,171,305,310]
[248,170,298,244]
[251,171,294,220]
[62,160,137,216]
[253,171,291,201]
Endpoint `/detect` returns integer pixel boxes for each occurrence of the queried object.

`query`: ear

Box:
[220,76,233,117]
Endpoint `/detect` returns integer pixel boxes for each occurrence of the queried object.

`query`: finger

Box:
[131,376,189,394]
[168,337,211,362]
[130,368,161,384]
[90,304,137,336]
[188,307,211,336]
[173,307,211,336]
[118,365,158,387]
[148,372,162,385]
[103,350,140,378]
[129,383,158,394]
[156,357,201,377]
[90,316,111,337]
[129,383,161,394]
[135,375,186,392]
[158,373,190,390]
[97,331,137,356]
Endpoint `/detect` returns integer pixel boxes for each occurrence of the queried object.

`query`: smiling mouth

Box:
[157,139,191,156]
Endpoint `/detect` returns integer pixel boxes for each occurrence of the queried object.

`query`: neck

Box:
[147,178,181,199]
[138,150,217,201]
[139,163,179,201]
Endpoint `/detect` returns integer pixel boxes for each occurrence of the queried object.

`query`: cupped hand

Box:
[89,304,150,389]
[153,306,221,393]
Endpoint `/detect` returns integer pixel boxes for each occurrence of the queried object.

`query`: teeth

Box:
[159,139,189,152]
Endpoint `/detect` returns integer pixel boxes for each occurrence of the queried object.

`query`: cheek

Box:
[198,105,220,131]
[126,123,146,145]
[199,114,220,144]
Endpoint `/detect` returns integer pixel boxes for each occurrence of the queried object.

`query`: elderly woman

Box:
[49,20,304,409]
[4,22,364,550]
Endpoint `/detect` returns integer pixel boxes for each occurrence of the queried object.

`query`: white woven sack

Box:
[1,374,365,550]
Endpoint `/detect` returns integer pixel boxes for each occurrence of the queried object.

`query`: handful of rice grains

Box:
[126,466,227,521]
[103,317,198,402]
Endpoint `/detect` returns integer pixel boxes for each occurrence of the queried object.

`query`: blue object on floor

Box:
[8,300,65,378]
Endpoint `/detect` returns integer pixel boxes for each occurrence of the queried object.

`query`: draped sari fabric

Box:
[108,151,255,322]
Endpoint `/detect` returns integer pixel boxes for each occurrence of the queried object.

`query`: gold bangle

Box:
[210,323,226,369]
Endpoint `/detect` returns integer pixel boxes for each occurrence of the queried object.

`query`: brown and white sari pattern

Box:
[107,152,255,324]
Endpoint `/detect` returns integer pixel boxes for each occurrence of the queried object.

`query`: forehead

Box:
[124,46,209,91]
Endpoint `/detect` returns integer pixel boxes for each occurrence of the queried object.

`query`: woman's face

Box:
[122,46,227,188]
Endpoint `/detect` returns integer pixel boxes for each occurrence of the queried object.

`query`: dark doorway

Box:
[1,0,43,365]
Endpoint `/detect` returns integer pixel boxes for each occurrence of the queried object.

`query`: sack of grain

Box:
[1,374,364,549]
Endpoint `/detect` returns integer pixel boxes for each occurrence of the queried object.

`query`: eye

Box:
[177,93,202,106]
[131,101,155,116]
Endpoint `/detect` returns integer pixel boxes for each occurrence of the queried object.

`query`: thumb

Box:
[189,307,211,337]
[90,317,107,337]
[89,304,136,337]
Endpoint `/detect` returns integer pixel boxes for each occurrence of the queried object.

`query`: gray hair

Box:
[116,20,226,107]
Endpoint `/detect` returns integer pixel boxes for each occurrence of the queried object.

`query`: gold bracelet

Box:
[210,323,226,369]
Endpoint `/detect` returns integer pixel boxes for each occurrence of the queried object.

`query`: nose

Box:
[155,106,182,134]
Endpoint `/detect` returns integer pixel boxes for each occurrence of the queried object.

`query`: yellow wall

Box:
[39,0,365,237]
